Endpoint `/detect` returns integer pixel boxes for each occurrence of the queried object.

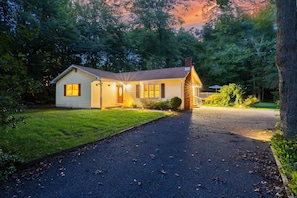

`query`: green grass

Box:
[250,102,278,109]
[271,134,297,195]
[1,109,167,163]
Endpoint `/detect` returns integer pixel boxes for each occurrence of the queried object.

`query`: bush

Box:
[0,149,22,183]
[140,98,156,109]
[219,83,244,106]
[151,100,170,110]
[170,97,182,110]
[243,95,259,107]
[271,134,297,195]
[205,94,223,105]
[204,84,245,107]
[289,172,297,195]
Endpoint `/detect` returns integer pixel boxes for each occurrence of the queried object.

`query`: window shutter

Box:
[78,84,81,96]
[136,85,140,98]
[161,83,165,98]
[64,85,66,96]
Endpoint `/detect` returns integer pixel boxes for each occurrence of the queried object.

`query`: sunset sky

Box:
[175,0,268,29]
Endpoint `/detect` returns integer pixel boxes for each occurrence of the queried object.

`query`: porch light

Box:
[124,84,131,90]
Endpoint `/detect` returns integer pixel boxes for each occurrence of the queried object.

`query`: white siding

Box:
[91,81,100,108]
[56,69,95,108]
[102,81,117,107]
[163,80,184,109]
[123,82,138,107]
[91,81,118,108]
[121,80,185,109]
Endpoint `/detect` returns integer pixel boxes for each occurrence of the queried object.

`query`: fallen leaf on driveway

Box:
[160,170,166,174]
[150,154,155,160]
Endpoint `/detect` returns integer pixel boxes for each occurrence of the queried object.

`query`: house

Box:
[50,58,203,110]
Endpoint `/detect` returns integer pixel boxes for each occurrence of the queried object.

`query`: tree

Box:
[74,0,128,72]
[126,0,185,70]
[0,32,36,129]
[275,0,297,139]
[196,4,277,101]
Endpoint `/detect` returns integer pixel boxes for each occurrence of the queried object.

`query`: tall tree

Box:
[126,0,184,70]
[74,0,127,72]
[275,0,297,139]
[196,4,277,101]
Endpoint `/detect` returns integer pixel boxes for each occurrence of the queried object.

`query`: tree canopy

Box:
[1,0,277,105]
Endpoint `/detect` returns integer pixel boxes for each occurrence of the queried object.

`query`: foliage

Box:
[289,172,297,195]
[1,0,278,105]
[0,109,166,163]
[196,5,277,101]
[243,95,259,107]
[151,100,171,110]
[205,94,223,105]
[204,84,244,107]
[0,149,22,183]
[220,83,244,106]
[170,97,182,110]
[140,98,157,109]
[271,134,297,194]
[140,97,181,110]
[0,32,36,183]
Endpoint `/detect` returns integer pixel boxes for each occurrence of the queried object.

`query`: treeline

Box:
[1,0,277,106]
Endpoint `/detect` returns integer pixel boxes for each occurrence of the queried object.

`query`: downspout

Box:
[99,79,102,109]
[181,80,184,110]
[96,77,103,109]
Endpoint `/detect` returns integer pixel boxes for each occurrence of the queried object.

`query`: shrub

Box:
[243,95,259,107]
[271,134,297,195]
[170,97,182,110]
[151,100,170,110]
[140,98,156,109]
[204,84,244,107]
[205,94,223,105]
[219,83,244,106]
[0,149,22,183]
[289,172,297,195]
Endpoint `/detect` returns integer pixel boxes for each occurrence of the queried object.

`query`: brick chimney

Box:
[185,57,192,67]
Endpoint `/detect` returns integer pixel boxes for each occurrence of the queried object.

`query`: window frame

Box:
[139,83,164,99]
[64,84,81,97]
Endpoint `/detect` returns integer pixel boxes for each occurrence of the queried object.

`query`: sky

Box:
[175,0,268,29]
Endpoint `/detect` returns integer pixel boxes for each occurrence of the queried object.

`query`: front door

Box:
[117,85,123,103]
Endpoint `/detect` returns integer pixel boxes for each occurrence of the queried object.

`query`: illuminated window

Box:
[64,84,81,96]
[149,85,154,97]
[144,85,148,98]
[141,84,163,98]
[155,84,160,97]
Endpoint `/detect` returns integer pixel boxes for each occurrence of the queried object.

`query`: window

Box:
[140,84,164,98]
[64,84,81,96]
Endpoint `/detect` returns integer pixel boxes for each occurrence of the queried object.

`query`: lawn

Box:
[250,102,278,109]
[0,109,167,163]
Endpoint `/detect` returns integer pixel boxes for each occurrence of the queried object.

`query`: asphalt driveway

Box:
[1,107,283,197]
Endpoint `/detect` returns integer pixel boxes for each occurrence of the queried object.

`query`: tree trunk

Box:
[276,0,297,139]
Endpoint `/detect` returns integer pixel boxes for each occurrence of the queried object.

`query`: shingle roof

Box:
[75,65,191,81]
[75,65,117,80]
[115,67,191,81]
[51,65,197,84]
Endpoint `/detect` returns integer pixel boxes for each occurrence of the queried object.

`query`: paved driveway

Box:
[1,107,283,197]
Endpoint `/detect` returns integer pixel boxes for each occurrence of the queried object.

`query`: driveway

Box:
[1,107,284,197]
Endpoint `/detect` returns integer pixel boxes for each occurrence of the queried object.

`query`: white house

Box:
[50,58,203,110]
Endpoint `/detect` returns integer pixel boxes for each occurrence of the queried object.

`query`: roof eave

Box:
[50,65,101,84]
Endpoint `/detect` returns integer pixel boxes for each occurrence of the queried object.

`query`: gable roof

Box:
[50,64,202,85]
